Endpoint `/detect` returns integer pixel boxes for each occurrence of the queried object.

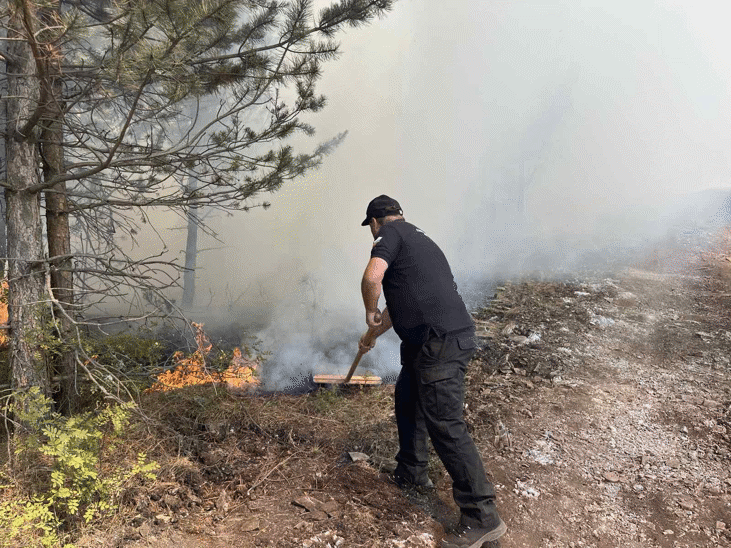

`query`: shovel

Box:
[313,348,382,385]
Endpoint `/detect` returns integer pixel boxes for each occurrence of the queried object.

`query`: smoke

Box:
[256,304,402,391]
[158,0,731,389]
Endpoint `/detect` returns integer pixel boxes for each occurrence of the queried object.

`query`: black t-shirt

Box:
[370,219,473,344]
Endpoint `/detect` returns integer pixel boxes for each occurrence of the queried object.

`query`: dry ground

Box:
[77,252,731,548]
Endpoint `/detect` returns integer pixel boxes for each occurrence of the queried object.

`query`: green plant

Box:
[85,333,165,372]
[308,387,345,414]
[0,497,70,548]
[1,388,158,545]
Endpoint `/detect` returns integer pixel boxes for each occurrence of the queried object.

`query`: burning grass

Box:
[147,323,260,393]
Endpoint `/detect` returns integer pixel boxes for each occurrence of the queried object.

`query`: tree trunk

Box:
[5,3,52,399]
[43,72,76,414]
[182,176,198,309]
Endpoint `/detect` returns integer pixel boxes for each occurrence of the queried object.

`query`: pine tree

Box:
[1,0,394,405]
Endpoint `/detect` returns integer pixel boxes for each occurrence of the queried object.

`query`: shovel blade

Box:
[312,374,382,385]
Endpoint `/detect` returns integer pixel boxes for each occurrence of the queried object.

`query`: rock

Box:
[306,510,329,522]
[348,451,369,462]
[509,335,529,345]
[163,494,181,511]
[234,516,260,532]
[137,522,152,538]
[717,521,727,531]
[155,514,171,524]
[515,480,540,497]
[678,496,695,510]
[604,472,621,483]
[590,315,615,328]
[293,495,321,513]
[303,531,345,547]
[666,458,681,469]
[293,495,340,518]
[320,500,341,518]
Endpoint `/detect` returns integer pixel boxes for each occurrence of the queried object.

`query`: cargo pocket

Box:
[418,363,463,421]
[417,337,446,364]
[457,334,477,351]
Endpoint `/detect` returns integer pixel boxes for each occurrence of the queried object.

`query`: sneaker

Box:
[440,518,507,548]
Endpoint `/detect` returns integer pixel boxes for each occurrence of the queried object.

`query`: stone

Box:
[293,495,321,513]
[678,496,695,510]
[604,471,621,483]
[155,514,171,524]
[320,500,341,517]
[235,516,260,532]
[163,494,181,511]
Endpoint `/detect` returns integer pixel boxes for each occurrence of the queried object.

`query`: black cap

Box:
[361,195,403,226]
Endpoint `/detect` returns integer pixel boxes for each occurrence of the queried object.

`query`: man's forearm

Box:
[361,276,381,313]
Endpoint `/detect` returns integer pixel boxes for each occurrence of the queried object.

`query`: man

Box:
[358,195,506,548]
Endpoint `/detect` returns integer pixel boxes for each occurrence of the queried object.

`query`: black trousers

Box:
[394,329,498,527]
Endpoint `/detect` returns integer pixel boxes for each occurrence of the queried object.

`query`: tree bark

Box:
[5,3,52,399]
[43,69,76,414]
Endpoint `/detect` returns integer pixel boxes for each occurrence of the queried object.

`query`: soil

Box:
[77,244,731,548]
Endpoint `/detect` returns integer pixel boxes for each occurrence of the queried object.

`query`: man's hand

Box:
[359,331,376,354]
[366,308,382,328]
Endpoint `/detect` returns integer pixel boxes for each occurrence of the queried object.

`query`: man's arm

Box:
[361,256,389,328]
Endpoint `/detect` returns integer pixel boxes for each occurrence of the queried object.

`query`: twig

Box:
[247,452,298,496]
[288,411,339,423]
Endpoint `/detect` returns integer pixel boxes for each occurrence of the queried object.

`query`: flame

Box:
[147,322,260,392]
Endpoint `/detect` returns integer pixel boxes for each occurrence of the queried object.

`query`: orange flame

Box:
[147,323,260,392]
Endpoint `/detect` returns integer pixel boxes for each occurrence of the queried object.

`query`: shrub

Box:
[1,388,158,547]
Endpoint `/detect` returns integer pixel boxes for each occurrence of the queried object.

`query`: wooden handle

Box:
[343,349,365,384]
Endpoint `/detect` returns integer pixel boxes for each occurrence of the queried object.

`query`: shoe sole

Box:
[441,518,507,548]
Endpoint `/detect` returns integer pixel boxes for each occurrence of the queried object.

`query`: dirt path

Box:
[468,263,731,548]
[84,257,731,548]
